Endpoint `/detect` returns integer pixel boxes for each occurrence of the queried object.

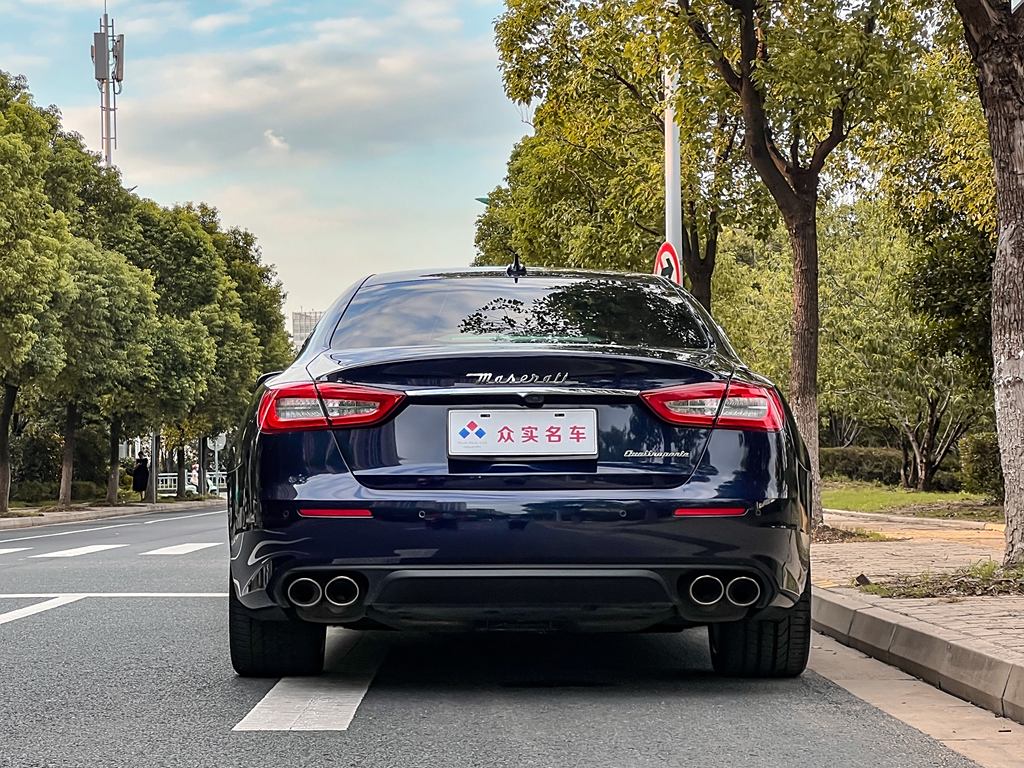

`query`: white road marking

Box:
[29,544,128,558]
[141,542,221,556]
[233,631,387,732]
[0,522,139,545]
[0,548,30,556]
[143,511,224,525]
[0,595,86,625]
[0,593,227,599]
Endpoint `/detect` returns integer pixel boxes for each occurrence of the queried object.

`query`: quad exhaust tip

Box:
[688,575,725,607]
[324,575,361,608]
[286,577,323,609]
[726,576,761,607]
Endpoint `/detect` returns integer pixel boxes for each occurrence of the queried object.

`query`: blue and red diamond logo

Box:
[459,420,486,439]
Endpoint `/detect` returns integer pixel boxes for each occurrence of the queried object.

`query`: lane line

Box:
[0,509,225,545]
[141,542,221,556]
[0,595,86,626]
[0,548,30,556]
[0,523,139,546]
[233,631,387,732]
[143,511,224,525]
[29,544,128,559]
[0,593,227,598]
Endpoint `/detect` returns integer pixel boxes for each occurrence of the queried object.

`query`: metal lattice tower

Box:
[90,2,125,167]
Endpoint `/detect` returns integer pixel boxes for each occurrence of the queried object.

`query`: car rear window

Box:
[330,276,711,350]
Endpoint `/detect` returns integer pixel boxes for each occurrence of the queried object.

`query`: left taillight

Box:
[641,380,784,432]
[258,382,404,433]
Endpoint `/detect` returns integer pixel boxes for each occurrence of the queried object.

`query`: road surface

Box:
[0,508,1016,767]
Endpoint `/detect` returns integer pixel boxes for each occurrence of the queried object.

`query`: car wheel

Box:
[229,584,326,677]
[707,574,811,678]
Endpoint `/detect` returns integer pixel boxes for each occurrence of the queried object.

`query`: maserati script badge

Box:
[466,372,579,385]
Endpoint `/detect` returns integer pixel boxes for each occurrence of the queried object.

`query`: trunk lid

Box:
[308,345,735,491]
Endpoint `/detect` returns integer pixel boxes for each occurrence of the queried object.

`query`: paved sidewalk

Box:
[0,498,225,530]
[814,510,1023,725]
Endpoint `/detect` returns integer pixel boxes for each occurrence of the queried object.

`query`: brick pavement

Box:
[816,511,1024,667]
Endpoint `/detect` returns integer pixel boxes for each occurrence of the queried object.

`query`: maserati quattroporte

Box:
[227,268,812,678]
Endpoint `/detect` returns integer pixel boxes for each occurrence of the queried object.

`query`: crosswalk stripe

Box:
[29,544,127,559]
[0,595,85,625]
[0,548,30,556]
[140,543,220,556]
[233,631,387,731]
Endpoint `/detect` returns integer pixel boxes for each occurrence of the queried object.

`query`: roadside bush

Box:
[71,481,104,501]
[11,481,58,504]
[961,433,1004,499]
[931,470,962,493]
[820,447,902,485]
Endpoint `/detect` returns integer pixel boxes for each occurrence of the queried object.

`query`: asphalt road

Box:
[0,509,990,768]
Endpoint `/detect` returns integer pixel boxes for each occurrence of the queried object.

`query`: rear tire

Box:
[708,575,811,678]
[229,584,326,677]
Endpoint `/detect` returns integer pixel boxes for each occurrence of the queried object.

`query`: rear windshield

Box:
[331,276,711,350]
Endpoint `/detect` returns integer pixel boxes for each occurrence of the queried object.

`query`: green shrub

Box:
[71,481,103,501]
[820,447,902,485]
[931,470,962,493]
[961,432,1004,498]
[11,480,58,504]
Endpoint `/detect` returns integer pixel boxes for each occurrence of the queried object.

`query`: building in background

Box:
[291,311,324,351]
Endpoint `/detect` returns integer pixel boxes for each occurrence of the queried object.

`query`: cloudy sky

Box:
[1,0,527,318]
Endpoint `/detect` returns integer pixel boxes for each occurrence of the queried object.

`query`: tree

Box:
[44,237,157,507]
[870,28,996,385]
[0,71,71,515]
[488,0,768,310]
[670,0,928,523]
[952,0,1024,565]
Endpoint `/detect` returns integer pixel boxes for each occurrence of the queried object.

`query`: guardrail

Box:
[157,472,228,495]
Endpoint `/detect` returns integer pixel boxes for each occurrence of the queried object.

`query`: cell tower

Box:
[90,2,125,167]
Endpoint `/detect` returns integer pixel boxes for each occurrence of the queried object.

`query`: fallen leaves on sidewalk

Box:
[813,525,892,544]
[858,561,1024,598]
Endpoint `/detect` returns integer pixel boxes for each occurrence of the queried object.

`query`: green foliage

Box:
[0,71,72,387]
[10,480,57,504]
[961,433,1004,499]
[870,27,995,382]
[821,447,902,486]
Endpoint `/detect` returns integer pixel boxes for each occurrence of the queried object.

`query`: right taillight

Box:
[258,382,404,433]
[641,380,784,432]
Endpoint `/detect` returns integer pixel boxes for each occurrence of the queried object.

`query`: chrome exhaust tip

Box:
[726,576,762,608]
[688,575,725,607]
[324,575,361,608]
[286,577,323,609]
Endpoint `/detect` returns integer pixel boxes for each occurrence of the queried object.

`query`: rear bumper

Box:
[230,502,809,631]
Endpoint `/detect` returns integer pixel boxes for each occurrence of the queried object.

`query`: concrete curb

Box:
[0,498,226,530]
[824,507,1006,532]
[812,587,1024,725]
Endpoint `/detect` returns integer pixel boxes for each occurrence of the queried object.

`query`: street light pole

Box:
[664,69,682,259]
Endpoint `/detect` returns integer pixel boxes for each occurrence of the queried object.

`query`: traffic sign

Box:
[654,242,683,285]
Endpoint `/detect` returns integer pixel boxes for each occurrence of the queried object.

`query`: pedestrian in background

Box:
[131,454,149,502]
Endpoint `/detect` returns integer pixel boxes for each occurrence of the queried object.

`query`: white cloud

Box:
[263,128,289,152]
[192,12,250,34]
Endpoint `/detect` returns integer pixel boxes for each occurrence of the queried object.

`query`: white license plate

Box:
[448,409,599,459]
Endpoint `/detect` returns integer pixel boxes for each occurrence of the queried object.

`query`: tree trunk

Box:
[146,431,160,503]
[0,383,18,516]
[782,202,822,527]
[106,416,121,506]
[198,437,208,498]
[176,444,187,500]
[955,2,1024,564]
[58,402,78,507]
[916,458,935,492]
[680,210,718,313]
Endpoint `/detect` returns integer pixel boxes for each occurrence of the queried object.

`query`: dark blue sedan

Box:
[227,268,812,678]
